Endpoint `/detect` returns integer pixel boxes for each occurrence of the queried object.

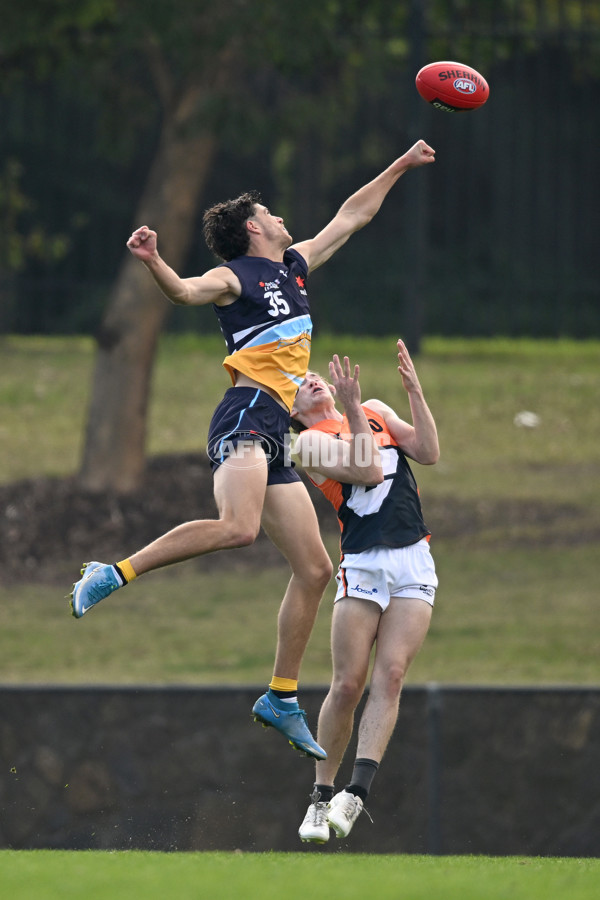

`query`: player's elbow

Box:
[339,207,372,234]
[355,465,384,486]
[371,465,385,485]
[351,212,373,232]
[169,291,192,307]
[420,447,440,466]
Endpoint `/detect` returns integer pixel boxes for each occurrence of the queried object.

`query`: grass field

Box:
[2,333,600,503]
[1,541,599,685]
[1,851,599,900]
[0,334,599,686]
[1,337,599,869]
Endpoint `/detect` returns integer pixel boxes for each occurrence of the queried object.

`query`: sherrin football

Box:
[416,61,489,112]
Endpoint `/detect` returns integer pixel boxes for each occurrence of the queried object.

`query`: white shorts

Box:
[334,539,438,611]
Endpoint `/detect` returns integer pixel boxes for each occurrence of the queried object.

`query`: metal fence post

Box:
[426,682,443,854]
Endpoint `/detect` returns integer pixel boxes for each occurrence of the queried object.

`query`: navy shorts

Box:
[206,387,301,485]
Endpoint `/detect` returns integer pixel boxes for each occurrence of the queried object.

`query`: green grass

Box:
[1,334,599,686]
[0,540,599,685]
[2,333,599,507]
[0,850,599,900]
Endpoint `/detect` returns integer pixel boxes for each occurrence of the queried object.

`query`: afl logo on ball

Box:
[454,78,476,94]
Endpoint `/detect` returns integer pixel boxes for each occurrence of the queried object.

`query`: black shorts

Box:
[206,387,301,486]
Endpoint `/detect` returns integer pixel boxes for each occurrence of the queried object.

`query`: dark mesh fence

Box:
[1,1,598,338]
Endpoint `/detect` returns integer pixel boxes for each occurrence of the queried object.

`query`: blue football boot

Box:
[69,561,122,618]
[252,692,327,760]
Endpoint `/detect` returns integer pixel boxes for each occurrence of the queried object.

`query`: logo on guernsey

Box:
[259,280,280,289]
[295,275,307,296]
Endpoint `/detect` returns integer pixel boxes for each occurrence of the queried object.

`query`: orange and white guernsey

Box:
[213,248,312,412]
[306,405,431,554]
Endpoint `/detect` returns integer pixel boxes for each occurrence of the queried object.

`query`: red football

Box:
[416,61,489,112]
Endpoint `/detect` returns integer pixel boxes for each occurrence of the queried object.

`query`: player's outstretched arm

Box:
[292,140,435,273]
[126,225,241,307]
[367,339,439,465]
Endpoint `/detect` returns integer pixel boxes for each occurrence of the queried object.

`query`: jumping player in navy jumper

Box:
[69,141,436,762]
[292,342,439,840]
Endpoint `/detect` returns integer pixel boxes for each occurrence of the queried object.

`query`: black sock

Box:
[346,757,379,801]
[269,688,297,701]
[314,783,334,804]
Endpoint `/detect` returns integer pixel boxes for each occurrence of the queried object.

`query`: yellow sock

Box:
[269,676,298,693]
[116,558,137,583]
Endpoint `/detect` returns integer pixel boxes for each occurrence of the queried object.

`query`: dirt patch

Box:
[0,453,592,586]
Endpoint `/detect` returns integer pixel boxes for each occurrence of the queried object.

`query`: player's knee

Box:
[235,530,258,548]
[307,553,333,589]
[221,521,260,549]
[332,676,364,709]
[381,662,407,699]
[286,544,332,592]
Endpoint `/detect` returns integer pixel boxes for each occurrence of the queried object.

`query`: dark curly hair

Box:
[202,190,262,262]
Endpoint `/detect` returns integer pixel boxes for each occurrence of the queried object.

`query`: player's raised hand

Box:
[127,225,158,261]
[397,339,423,393]
[329,354,361,411]
[398,139,436,170]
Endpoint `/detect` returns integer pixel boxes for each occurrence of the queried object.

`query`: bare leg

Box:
[128,444,269,575]
[314,598,381,785]
[261,480,333,681]
[356,597,432,761]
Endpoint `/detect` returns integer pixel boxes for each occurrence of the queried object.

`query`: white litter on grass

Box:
[513,411,541,428]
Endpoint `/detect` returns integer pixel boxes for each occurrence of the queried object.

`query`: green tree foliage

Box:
[0,159,69,271]
[67,0,425,491]
[3,1,598,486]
[0,0,115,306]
[0,1,117,81]
[426,0,600,73]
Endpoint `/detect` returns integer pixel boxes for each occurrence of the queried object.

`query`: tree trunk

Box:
[77,118,217,493]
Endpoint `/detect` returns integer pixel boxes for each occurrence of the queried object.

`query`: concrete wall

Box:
[1,686,598,855]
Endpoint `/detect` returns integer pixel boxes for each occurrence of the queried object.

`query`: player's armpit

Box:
[177,266,242,307]
[292,212,362,273]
